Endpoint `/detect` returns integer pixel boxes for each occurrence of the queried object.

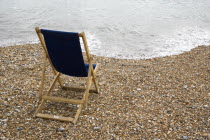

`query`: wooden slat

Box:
[36,113,74,122]
[39,56,47,99]
[84,64,93,107]
[80,32,100,94]
[92,63,100,93]
[42,95,84,105]
[78,33,83,37]
[73,104,83,124]
[35,27,48,57]
[62,86,97,93]
[81,32,92,63]
[45,73,60,96]
[94,63,100,73]
[34,99,46,116]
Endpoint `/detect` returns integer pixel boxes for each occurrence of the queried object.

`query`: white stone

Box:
[15,109,20,112]
[183,85,188,89]
[2,118,8,122]
[58,127,65,132]
[93,127,101,130]
[203,105,208,108]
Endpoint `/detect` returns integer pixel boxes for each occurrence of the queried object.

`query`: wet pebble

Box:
[2,118,8,122]
[93,127,101,131]
[57,127,65,132]
[203,105,208,108]
[17,127,23,131]
[183,136,189,139]
[183,85,188,89]
[15,109,20,112]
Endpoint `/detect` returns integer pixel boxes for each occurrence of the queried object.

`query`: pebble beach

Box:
[0,44,210,139]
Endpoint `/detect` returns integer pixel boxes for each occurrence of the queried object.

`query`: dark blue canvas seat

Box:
[41,29,96,77]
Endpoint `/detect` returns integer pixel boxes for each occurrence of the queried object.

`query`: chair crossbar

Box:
[36,113,74,122]
[42,95,84,105]
[62,86,97,93]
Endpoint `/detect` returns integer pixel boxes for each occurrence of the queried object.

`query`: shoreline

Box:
[1,44,210,139]
[1,42,210,60]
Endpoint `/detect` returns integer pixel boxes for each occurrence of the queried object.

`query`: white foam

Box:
[0,37,39,47]
[150,26,210,58]
[88,26,210,59]
[80,32,102,52]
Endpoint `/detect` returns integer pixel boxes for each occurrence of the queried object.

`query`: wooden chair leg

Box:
[46,73,60,96]
[84,77,93,107]
[39,56,47,100]
[65,104,83,129]
[34,99,46,116]
[83,65,93,107]
[92,76,99,93]
[35,73,60,116]
[49,60,64,88]
[73,104,83,124]
[91,64,100,93]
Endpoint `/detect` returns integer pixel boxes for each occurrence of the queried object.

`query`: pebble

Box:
[183,136,189,139]
[26,118,31,121]
[7,112,12,116]
[2,118,8,122]
[136,127,140,131]
[30,126,35,129]
[129,92,134,95]
[183,85,188,89]
[17,127,23,131]
[15,109,20,112]
[203,105,208,108]
[57,127,65,132]
[93,127,101,131]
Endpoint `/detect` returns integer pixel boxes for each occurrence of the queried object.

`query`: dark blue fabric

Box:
[85,64,96,73]
[41,29,95,77]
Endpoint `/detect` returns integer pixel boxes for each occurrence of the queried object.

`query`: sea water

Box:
[0,0,210,59]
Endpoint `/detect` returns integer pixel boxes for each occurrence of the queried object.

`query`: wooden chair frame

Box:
[34,27,100,124]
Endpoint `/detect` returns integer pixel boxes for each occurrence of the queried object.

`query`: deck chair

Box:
[34,27,100,124]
